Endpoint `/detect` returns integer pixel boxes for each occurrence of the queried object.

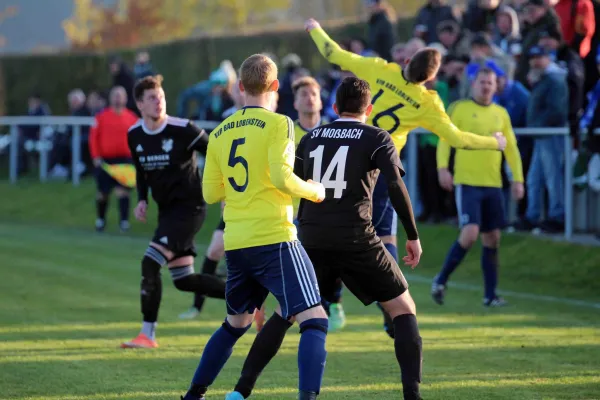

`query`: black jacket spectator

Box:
[109,58,136,114]
[368,8,396,61]
[516,0,562,85]
[464,0,502,34]
[414,0,457,44]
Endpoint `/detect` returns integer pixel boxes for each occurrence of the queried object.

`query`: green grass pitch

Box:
[0,181,599,399]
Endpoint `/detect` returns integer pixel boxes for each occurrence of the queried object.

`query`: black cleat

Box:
[431,278,446,305]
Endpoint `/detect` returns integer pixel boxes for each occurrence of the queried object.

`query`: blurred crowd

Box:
[15,0,600,235]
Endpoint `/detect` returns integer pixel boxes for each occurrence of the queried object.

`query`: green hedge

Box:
[0,18,414,116]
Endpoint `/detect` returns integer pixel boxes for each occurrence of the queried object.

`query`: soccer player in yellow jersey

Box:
[431,68,524,307]
[181,54,329,400]
[305,17,507,336]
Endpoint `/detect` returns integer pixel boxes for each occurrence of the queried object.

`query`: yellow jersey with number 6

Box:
[309,27,499,153]
[203,106,321,251]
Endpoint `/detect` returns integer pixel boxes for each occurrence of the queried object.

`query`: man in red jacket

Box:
[89,86,139,232]
[555,0,596,58]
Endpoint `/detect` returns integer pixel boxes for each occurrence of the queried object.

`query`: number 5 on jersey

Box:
[228,138,249,192]
[309,145,349,199]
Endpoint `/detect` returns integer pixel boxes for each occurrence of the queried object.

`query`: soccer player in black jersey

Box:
[121,75,226,349]
[227,78,424,400]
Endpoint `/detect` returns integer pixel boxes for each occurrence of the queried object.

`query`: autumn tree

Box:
[0,5,18,49]
[62,0,291,51]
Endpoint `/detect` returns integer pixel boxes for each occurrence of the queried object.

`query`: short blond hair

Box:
[240,54,278,96]
[292,76,321,97]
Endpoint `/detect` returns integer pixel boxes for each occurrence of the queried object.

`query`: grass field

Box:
[1,181,600,400]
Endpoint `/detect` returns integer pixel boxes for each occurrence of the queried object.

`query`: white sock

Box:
[141,321,157,340]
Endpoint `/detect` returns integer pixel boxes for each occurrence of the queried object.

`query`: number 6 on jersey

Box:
[309,145,349,199]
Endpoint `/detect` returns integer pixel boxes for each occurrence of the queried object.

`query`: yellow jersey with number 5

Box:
[309,27,499,152]
[203,106,321,251]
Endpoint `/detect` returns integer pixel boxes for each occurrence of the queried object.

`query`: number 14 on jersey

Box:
[309,145,349,199]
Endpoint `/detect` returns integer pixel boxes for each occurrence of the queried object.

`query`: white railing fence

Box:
[0,117,583,240]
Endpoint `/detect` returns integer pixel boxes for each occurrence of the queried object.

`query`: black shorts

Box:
[152,205,206,259]
[94,157,132,194]
[216,217,225,231]
[306,242,408,306]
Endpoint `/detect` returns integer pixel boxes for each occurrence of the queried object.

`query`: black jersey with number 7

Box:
[294,119,405,251]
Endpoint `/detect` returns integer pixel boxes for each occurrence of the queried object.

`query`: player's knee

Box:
[481,230,501,248]
[459,225,479,248]
[296,304,328,324]
[381,290,416,319]
[96,192,108,201]
[169,265,195,291]
[114,187,129,198]
[206,239,224,261]
[226,312,254,329]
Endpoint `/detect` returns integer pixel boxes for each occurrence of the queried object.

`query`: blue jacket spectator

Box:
[414,0,457,44]
[133,51,155,82]
[177,68,229,120]
[519,46,569,232]
[495,77,530,128]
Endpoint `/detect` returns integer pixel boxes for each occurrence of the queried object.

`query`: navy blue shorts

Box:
[455,185,506,232]
[95,157,132,195]
[225,241,321,319]
[372,174,397,237]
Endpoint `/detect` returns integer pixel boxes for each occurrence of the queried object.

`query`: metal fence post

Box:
[564,133,573,240]
[71,125,81,186]
[407,131,418,201]
[9,124,19,183]
[39,130,49,183]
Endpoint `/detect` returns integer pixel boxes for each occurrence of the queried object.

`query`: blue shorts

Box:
[225,241,321,319]
[455,185,506,232]
[372,174,397,237]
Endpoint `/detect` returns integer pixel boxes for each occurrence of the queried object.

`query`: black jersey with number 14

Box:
[295,118,405,251]
[127,116,209,209]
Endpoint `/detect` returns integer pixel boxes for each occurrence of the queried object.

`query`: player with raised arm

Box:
[228,77,424,400]
[304,17,506,336]
[180,55,328,400]
[432,68,524,307]
[122,75,226,349]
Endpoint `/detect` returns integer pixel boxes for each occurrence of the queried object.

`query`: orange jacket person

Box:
[89,86,139,232]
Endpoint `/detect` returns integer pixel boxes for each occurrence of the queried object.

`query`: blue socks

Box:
[298,318,328,394]
[187,319,251,398]
[481,246,498,300]
[437,241,468,285]
[384,243,398,263]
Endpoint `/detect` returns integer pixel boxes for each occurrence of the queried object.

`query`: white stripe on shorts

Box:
[291,241,318,305]
[287,242,313,306]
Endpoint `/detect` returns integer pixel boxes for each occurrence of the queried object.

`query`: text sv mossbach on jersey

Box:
[310,127,365,140]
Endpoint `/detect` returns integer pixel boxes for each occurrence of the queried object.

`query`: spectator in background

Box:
[275,53,303,119]
[495,73,531,218]
[464,0,503,34]
[221,81,245,120]
[18,94,51,175]
[109,56,136,113]
[554,0,596,58]
[493,6,524,58]
[365,0,396,61]
[350,38,378,57]
[414,0,457,44]
[87,90,107,116]
[134,51,156,82]
[391,42,406,64]
[460,34,513,98]
[437,20,472,58]
[440,54,469,104]
[516,46,569,233]
[392,38,426,65]
[50,89,92,179]
[418,74,451,223]
[538,27,585,140]
[177,64,232,121]
[578,47,600,194]
[516,0,561,85]
[89,86,139,233]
